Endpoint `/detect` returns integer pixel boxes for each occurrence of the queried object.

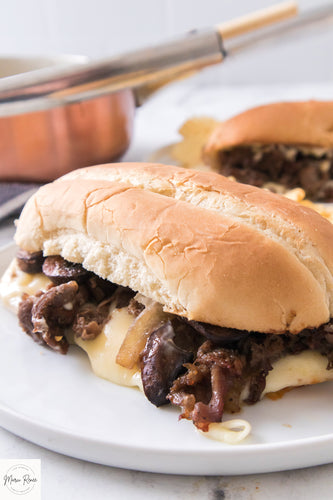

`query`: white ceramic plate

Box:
[1,243,333,475]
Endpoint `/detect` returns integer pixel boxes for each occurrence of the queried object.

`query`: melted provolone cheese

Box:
[75,305,142,389]
[0,259,51,311]
[200,419,252,444]
[263,350,333,394]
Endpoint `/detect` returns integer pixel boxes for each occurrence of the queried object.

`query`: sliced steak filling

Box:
[217,144,333,201]
[17,255,126,352]
[16,250,333,430]
[167,322,333,430]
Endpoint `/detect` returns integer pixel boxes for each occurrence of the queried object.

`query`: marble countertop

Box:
[2,81,333,499]
[1,423,333,500]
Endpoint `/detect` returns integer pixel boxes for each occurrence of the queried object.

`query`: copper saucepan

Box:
[0,55,135,182]
[1,1,332,183]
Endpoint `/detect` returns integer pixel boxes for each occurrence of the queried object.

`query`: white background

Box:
[1,0,333,83]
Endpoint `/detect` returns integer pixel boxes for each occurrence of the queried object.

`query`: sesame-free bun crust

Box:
[15,163,333,333]
[203,101,333,168]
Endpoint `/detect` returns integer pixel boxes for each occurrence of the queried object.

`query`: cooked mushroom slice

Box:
[189,320,248,346]
[28,280,79,353]
[42,256,89,285]
[141,321,193,407]
[16,249,44,274]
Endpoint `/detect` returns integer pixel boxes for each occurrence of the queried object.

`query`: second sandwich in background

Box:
[203,100,333,201]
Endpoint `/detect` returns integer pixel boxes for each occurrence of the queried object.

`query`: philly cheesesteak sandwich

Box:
[3,162,333,442]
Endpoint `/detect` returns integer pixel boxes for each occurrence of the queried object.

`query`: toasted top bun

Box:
[14,162,333,334]
[203,100,333,167]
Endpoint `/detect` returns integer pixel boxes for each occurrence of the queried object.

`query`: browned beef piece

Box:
[239,334,284,404]
[86,275,117,303]
[18,293,44,345]
[168,341,244,431]
[73,298,112,341]
[127,298,145,317]
[113,286,136,308]
[16,249,44,274]
[218,145,333,201]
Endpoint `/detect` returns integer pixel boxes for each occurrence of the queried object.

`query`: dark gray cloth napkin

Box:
[0,182,41,220]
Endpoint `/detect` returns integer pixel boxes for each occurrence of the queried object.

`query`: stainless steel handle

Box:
[0,30,224,116]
